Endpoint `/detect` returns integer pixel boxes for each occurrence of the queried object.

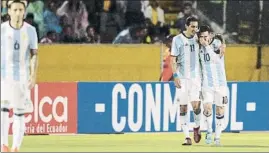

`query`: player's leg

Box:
[189,81,202,143]
[201,90,214,144]
[180,105,192,145]
[214,88,228,146]
[215,105,225,146]
[1,81,11,152]
[11,82,27,151]
[176,80,192,145]
[12,111,26,152]
[1,107,11,152]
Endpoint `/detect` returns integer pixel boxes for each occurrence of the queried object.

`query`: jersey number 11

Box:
[190,44,195,52]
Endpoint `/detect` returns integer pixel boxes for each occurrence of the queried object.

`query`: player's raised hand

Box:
[199,37,209,46]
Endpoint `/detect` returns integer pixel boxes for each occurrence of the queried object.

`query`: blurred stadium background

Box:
[1,0,269,152]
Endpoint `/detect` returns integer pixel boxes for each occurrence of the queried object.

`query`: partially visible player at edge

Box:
[198,25,228,146]
[1,0,38,152]
[170,16,202,145]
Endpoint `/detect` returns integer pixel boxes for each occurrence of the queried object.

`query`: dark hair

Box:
[185,16,198,26]
[26,13,34,19]
[184,2,192,8]
[86,25,95,32]
[7,0,27,8]
[47,31,56,36]
[199,25,211,33]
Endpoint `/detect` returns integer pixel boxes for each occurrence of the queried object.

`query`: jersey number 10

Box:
[204,53,210,62]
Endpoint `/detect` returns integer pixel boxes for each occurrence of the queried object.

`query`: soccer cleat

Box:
[214,138,222,146]
[193,126,202,143]
[182,137,192,145]
[205,132,212,144]
[1,145,10,152]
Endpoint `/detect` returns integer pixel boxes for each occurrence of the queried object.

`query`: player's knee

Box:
[193,108,201,115]
[203,110,212,117]
[216,106,224,116]
[191,101,201,115]
[216,109,224,120]
[180,105,187,115]
[1,108,10,112]
[193,104,201,115]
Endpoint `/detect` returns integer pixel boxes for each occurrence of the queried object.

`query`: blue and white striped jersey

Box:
[171,33,201,81]
[199,38,227,89]
[1,21,38,82]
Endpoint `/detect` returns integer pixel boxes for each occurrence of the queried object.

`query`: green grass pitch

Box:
[14,132,269,152]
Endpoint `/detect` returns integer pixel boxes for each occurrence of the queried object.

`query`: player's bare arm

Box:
[29,50,38,89]
[170,55,181,88]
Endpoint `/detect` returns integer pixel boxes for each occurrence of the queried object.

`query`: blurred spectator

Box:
[40,31,57,44]
[25,13,40,41]
[160,35,175,81]
[43,1,62,34]
[99,0,122,32]
[144,0,165,27]
[125,0,145,27]
[1,1,8,17]
[175,2,193,33]
[83,25,100,43]
[113,25,148,44]
[59,15,69,28]
[141,0,150,15]
[144,0,165,43]
[83,0,98,28]
[98,0,124,42]
[116,0,127,22]
[57,0,89,39]
[60,25,80,43]
[27,0,45,38]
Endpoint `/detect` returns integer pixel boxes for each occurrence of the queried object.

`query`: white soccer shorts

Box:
[201,86,228,107]
[1,80,33,114]
[175,78,201,105]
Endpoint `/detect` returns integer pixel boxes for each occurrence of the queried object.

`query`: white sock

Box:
[203,112,213,133]
[12,115,25,150]
[215,115,224,139]
[180,113,190,138]
[1,111,10,146]
[193,110,201,128]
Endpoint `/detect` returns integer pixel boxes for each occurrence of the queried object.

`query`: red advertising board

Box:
[9,82,77,134]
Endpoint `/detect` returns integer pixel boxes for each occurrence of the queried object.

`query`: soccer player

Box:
[198,25,228,146]
[170,16,202,145]
[1,0,38,151]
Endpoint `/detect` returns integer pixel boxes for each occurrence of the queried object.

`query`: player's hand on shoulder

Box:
[220,43,226,58]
